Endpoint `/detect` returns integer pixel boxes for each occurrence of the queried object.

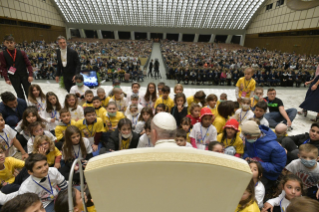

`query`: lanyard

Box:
[37,99,44,111]
[32,175,54,198]
[85,122,94,137]
[0,132,9,149]
[116,100,122,111]
[107,114,113,129]
[244,79,251,90]
[255,182,258,187]
[73,145,80,159]
[303,139,310,144]
[239,111,248,123]
[51,110,57,119]
[200,125,210,144]
[280,198,285,212]
[6,49,17,66]
[132,114,139,126]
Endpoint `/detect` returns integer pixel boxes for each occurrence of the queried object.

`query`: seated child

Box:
[55,108,76,149]
[233,101,240,112]
[254,101,269,127]
[174,84,184,94]
[125,94,143,116]
[180,117,192,143]
[213,101,235,134]
[219,93,227,103]
[263,174,303,212]
[207,141,224,153]
[171,93,188,127]
[175,129,192,147]
[126,104,140,130]
[59,126,93,183]
[217,119,243,157]
[93,96,107,118]
[235,179,260,212]
[137,119,153,148]
[283,144,319,200]
[32,135,61,169]
[97,87,111,108]
[190,108,217,150]
[155,103,169,114]
[134,107,154,135]
[154,86,174,112]
[27,84,46,114]
[109,88,128,113]
[232,97,254,126]
[286,196,319,212]
[0,193,42,211]
[18,154,68,211]
[63,94,84,121]
[101,119,140,153]
[206,94,218,117]
[274,123,287,144]
[0,145,28,194]
[82,90,94,108]
[75,107,105,152]
[43,92,61,133]
[248,161,265,209]
[102,102,125,132]
[250,87,264,111]
[70,74,90,106]
[0,113,28,159]
[27,122,57,154]
[186,103,201,126]
[127,81,141,103]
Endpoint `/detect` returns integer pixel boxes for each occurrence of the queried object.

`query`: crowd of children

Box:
[0,68,318,211]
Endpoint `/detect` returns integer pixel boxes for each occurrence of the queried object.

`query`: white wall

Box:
[247,0,319,34]
[0,0,65,27]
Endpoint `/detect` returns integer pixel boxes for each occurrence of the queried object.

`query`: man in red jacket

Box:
[0,35,33,100]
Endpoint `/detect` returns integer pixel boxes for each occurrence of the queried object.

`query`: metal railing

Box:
[68,152,88,212]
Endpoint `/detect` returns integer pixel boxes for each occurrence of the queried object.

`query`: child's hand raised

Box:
[38,147,46,155]
[54,163,61,169]
[261,202,273,212]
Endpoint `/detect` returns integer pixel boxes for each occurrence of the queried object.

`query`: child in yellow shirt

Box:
[82,90,94,108]
[97,87,110,108]
[55,108,76,148]
[32,135,61,168]
[154,85,174,112]
[206,94,219,117]
[75,107,106,153]
[236,68,256,102]
[217,119,243,157]
[109,88,128,113]
[186,90,206,114]
[235,180,260,212]
[102,102,125,132]
[93,97,107,118]
[213,101,235,134]
[0,145,26,194]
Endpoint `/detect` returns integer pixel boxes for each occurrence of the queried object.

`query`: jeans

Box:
[264,108,297,128]
[45,201,55,212]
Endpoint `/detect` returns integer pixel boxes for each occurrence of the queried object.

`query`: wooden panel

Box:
[245,34,319,55]
[0,25,65,43]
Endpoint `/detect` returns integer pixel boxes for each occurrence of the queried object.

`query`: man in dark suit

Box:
[55,36,80,92]
[148,59,153,77]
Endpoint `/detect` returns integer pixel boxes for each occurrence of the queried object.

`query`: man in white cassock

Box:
[150,112,178,148]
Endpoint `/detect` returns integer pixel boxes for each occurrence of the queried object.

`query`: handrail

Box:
[68,152,88,212]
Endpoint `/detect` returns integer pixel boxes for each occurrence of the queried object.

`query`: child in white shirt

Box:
[232,97,254,126]
[137,119,153,148]
[70,74,90,106]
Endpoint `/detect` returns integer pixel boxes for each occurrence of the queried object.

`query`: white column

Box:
[114,30,119,40]
[131,31,135,40]
[79,29,86,38]
[178,33,182,42]
[193,33,199,42]
[226,35,233,43]
[209,34,215,43]
[240,34,246,46]
[163,33,167,39]
[97,30,103,39]
[147,32,151,40]
[66,27,71,40]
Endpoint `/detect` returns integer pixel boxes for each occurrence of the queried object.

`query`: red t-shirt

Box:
[186,114,200,126]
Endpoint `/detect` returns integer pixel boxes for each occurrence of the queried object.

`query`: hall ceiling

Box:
[53,0,266,30]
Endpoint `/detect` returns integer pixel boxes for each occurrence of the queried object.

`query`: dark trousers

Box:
[63,76,75,93]
[16,134,28,149]
[9,75,30,100]
[148,67,153,77]
[1,167,29,194]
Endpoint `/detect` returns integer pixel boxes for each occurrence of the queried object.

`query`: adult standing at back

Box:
[55,36,81,92]
[0,36,33,100]
[148,59,153,77]
[154,58,160,79]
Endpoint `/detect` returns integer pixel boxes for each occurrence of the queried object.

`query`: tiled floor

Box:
[0,43,314,136]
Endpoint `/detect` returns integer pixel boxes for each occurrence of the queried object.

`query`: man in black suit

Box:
[55,36,80,92]
[148,59,153,77]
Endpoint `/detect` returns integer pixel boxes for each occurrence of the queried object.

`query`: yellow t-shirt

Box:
[87,206,97,212]
[235,201,260,212]
[206,106,219,117]
[217,133,244,154]
[102,111,125,132]
[0,157,25,184]
[101,96,111,108]
[187,95,200,113]
[95,107,107,119]
[46,147,62,166]
[75,118,106,138]
[82,102,94,108]
[213,115,227,134]
[55,120,76,141]
[120,138,130,150]
[236,77,256,98]
[250,97,258,111]
[154,97,175,112]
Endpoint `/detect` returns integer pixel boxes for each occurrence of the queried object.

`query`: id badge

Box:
[241,91,247,97]
[8,66,16,75]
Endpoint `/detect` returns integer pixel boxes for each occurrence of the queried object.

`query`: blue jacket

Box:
[243,125,286,181]
[0,98,27,128]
